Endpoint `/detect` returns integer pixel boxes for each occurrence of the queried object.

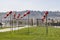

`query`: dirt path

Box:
[0,25,31,32]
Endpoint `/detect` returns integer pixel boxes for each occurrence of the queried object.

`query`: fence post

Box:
[31,18,33,26]
[37,19,38,26]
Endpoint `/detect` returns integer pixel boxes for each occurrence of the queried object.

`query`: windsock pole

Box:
[27,11,30,34]
[9,11,13,31]
[42,11,48,35]
[13,12,16,27]
[1,13,2,28]
[44,11,48,35]
[46,14,48,35]
[28,13,29,34]
[17,14,20,31]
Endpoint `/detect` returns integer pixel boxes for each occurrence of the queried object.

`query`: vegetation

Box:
[0,26,60,40]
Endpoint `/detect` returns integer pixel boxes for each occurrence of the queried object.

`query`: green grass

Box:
[0,26,60,40]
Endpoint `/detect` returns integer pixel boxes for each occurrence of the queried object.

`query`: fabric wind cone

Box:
[26,11,30,14]
[42,11,48,22]
[23,13,27,16]
[42,15,45,22]
[23,11,30,17]
[4,13,9,18]
[20,11,30,19]
[43,15,45,19]
[17,14,20,18]
[13,13,16,19]
[4,11,12,18]
[9,11,12,14]
[44,11,48,16]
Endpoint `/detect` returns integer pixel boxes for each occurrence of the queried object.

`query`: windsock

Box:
[17,14,20,18]
[13,13,16,19]
[4,11,12,18]
[44,11,48,16]
[20,11,30,18]
[23,11,30,17]
[9,11,12,14]
[23,13,27,16]
[41,11,48,22]
[4,13,9,18]
[26,11,30,14]
[41,15,46,22]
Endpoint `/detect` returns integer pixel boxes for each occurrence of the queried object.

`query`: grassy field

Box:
[0,26,60,40]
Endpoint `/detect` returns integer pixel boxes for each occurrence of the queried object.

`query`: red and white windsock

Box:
[42,15,46,19]
[20,11,30,18]
[23,11,30,17]
[4,11,12,18]
[26,11,30,14]
[13,13,16,19]
[4,13,9,18]
[41,15,46,22]
[41,11,48,22]
[44,11,48,16]
[9,11,12,14]
[17,14,20,18]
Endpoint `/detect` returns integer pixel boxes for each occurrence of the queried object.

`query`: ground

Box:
[0,26,60,40]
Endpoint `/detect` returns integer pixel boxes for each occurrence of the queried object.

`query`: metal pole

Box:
[10,14,11,27]
[12,14,13,31]
[17,19,19,32]
[1,13,2,28]
[28,14,29,34]
[46,16,48,35]
[12,16,13,31]
[10,14,11,32]
[37,19,38,26]
[31,18,33,26]
[10,14,13,32]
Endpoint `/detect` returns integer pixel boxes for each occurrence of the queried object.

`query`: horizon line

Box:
[0,10,60,12]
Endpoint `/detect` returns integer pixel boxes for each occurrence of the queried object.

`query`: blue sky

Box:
[0,0,60,12]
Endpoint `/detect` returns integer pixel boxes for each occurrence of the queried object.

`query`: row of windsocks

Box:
[4,10,48,21]
[4,10,30,19]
